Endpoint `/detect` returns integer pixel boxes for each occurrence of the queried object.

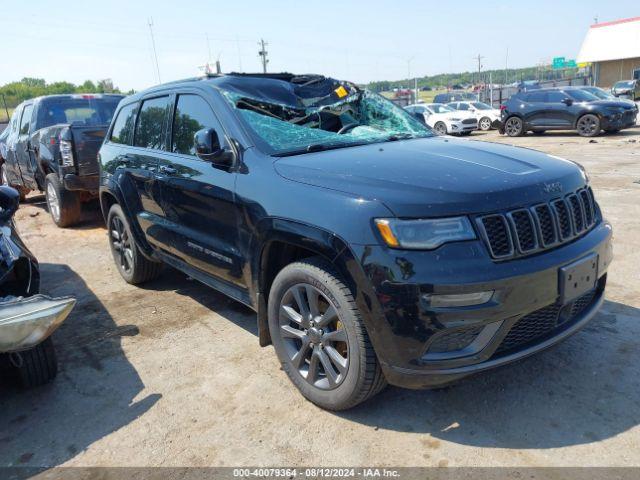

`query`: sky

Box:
[1,0,638,91]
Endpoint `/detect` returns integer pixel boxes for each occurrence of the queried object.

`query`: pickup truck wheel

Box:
[268,257,386,410]
[576,114,601,137]
[479,117,492,131]
[107,203,163,284]
[10,337,58,388]
[45,174,81,227]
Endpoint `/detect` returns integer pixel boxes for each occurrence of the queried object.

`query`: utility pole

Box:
[148,17,161,83]
[258,39,269,73]
[504,47,509,85]
[474,54,484,86]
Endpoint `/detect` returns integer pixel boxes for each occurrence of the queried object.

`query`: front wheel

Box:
[45,173,81,227]
[576,114,601,137]
[479,117,492,131]
[433,122,447,135]
[268,257,386,410]
[107,203,163,284]
[504,116,525,137]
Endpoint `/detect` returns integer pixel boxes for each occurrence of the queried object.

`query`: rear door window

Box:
[526,92,546,103]
[171,94,223,156]
[110,102,138,145]
[19,105,33,135]
[134,96,171,150]
[547,92,566,103]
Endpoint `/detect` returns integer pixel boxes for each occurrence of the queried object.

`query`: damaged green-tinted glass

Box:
[220,86,433,155]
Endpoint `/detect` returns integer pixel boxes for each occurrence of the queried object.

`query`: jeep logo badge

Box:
[542,182,563,194]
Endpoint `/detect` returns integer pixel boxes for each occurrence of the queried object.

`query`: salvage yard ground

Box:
[1,127,640,468]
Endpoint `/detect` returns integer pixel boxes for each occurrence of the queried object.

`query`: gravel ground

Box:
[1,127,639,469]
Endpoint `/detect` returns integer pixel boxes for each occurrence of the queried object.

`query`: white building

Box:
[577,16,640,87]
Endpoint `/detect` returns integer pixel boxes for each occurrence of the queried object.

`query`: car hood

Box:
[274,137,587,217]
[590,99,637,109]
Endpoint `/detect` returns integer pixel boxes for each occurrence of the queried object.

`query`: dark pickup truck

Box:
[0,94,123,226]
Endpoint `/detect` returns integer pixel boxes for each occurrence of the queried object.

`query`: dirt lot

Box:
[1,127,639,469]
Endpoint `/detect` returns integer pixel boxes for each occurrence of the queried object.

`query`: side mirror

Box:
[0,185,20,222]
[194,128,235,168]
[562,97,574,106]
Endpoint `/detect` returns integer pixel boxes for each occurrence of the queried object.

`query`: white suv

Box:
[448,101,501,131]
[405,103,477,135]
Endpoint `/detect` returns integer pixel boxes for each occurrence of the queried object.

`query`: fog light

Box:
[423,291,494,308]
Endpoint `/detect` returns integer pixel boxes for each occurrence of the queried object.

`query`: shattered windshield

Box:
[218,76,433,156]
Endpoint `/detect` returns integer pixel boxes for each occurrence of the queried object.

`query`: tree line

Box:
[0,77,133,109]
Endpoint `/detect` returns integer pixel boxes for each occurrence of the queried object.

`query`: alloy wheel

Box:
[110,216,134,274]
[46,182,60,223]
[505,117,522,136]
[434,123,447,135]
[277,283,349,390]
[480,117,491,130]
[577,115,599,136]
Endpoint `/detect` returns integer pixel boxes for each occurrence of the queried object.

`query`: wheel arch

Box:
[99,177,156,260]
[251,219,364,347]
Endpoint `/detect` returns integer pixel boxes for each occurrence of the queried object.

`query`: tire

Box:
[107,203,163,284]
[11,337,58,388]
[576,114,601,137]
[532,130,546,135]
[504,116,525,137]
[479,116,492,131]
[268,257,386,410]
[433,122,447,135]
[45,173,81,227]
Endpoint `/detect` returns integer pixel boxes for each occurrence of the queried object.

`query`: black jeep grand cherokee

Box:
[98,73,612,410]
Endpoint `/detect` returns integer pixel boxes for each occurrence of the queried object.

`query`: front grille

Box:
[462,118,477,125]
[480,215,512,257]
[478,187,598,260]
[494,288,598,355]
[428,325,484,353]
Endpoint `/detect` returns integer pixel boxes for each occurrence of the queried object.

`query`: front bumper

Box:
[602,110,638,130]
[0,295,76,352]
[353,220,613,389]
[449,121,477,134]
[63,173,99,193]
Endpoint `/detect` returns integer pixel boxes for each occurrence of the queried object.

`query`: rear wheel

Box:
[479,116,492,131]
[576,114,601,137]
[433,122,447,135]
[10,337,58,388]
[45,174,81,227]
[268,257,386,410]
[504,116,524,137]
[107,203,163,284]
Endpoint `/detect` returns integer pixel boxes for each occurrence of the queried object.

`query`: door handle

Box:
[159,165,177,175]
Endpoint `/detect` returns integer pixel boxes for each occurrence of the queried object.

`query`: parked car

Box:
[0,94,123,226]
[500,87,638,137]
[99,73,612,410]
[448,101,501,130]
[405,102,477,135]
[0,185,76,387]
[433,91,477,104]
[611,79,639,100]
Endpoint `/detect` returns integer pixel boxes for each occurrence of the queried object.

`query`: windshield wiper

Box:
[274,141,372,157]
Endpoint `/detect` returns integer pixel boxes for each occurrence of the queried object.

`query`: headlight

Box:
[374,217,476,250]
